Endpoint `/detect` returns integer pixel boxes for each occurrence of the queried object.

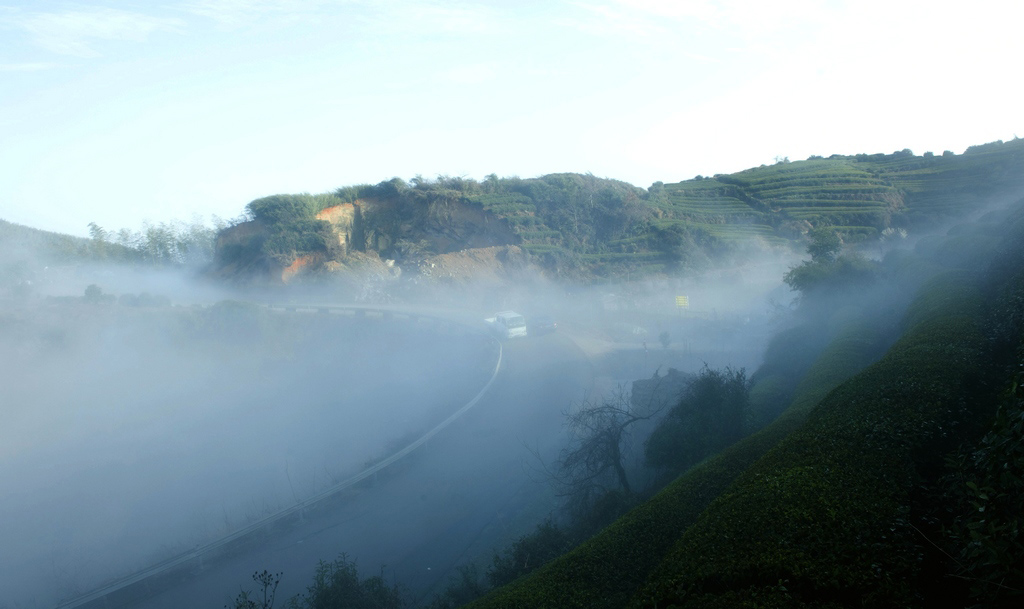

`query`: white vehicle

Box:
[485,310,528,339]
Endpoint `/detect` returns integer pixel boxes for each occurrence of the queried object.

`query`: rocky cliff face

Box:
[211,196,523,285]
[315,203,358,256]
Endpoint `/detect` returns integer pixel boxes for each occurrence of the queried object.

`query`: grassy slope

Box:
[0,219,137,264]
[469,204,1024,608]
[650,139,1024,245]
[467,312,894,609]
[634,275,988,608]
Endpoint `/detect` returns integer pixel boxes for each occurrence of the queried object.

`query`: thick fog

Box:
[0,246,799,608]
[0,268,499,607]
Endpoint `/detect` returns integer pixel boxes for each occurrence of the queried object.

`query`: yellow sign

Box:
[675,295,689,308]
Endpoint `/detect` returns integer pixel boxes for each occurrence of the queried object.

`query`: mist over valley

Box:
[2,139,1023,609]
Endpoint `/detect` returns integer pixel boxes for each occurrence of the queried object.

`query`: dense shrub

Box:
[645,366,748,472]
[942,370,1024,604]
[246,194,339,225]
[783,253,877,298]
[241,194,343,264]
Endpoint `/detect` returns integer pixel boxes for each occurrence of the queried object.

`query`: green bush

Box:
[783,253,877,298]
[246,194,339,225]
[645,366,748,473]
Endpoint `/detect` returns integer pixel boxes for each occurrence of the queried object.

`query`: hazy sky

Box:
[2,0,1021,236]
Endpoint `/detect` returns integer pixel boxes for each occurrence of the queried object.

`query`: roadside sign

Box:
[675,295,689,308]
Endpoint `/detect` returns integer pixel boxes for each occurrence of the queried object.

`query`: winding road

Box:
[59,312,595,609]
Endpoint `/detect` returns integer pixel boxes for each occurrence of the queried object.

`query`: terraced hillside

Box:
[652,138,1024,245]
[209,138,1024,282]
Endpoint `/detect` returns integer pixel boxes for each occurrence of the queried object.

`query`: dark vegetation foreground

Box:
[464,205,1024,607]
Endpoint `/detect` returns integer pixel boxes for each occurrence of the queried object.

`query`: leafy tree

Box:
[805,226,842,263]
[647,223,716,270]
[87,222,108,243]
[95,217,223,266]
[645,366,749,473]
[374,177,409,198]
[784,226,877,298]
[783,252,876,296]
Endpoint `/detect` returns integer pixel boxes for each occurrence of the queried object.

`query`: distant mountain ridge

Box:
[208,138,1024,283]
[4,138,1022,284]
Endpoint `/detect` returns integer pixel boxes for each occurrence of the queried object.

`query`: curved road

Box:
[92,330,593,608]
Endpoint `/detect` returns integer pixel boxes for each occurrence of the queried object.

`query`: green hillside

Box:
[0,218,220,268]
[652,139,1024,243]
[0,219,137,264]
[211,139,1024,281]
[0,220,141,299]
[466,201,1024,607]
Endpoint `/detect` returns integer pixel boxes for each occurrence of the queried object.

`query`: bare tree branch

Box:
[548,383,671,518]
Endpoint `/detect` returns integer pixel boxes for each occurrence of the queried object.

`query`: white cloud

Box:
[17,8,183,57]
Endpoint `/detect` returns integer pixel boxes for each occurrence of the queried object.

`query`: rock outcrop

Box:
[211,195,523,285]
